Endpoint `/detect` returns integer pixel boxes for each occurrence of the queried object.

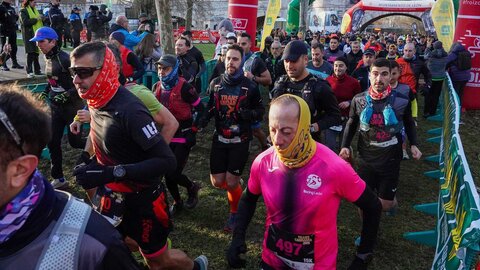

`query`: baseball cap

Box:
[363,48,375,56]
[281,40,308,61]
[226,32,236,39]
[30,27,58,42]
[156,54,177,67]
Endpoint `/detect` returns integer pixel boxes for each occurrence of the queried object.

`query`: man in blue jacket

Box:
[109,15,148,51]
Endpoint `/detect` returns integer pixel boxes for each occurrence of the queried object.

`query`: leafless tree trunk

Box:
[185,0,193,31]
[155,0,175,54]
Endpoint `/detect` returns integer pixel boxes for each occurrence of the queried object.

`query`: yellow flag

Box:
[431,0,455,51]
[261,0,282,50]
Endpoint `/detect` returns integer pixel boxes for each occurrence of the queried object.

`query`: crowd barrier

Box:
[404,74,480,269]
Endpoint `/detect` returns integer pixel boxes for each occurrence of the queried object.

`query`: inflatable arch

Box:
[340,0,435,34]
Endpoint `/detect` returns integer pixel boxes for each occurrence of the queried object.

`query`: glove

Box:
[347,254,372,270]
[238,108,256,121]
[39,91,49,102]
[73,157,114,190]
[52,92,69,104]
[226,237,247,268]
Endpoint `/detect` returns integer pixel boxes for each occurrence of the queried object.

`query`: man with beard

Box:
[346,41,363,74]
[325,57,361,152]
[307,42,333,79]
[182,31,206,93]
[324,35,345,64]
[340,58,422,216]
[265,40,286,97]
[272,40,341,142]
[396,42,431,120]
[200,44,264,233]
[70,42,208,270]
[31,27,85,188]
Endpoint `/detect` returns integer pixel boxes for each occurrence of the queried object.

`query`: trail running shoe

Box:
[185,182,200,209]
[223,213,237,233]
[194,255,208,270]
[51,177,67,189]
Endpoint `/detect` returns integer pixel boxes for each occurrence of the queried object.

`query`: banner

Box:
[172,29,219,43]
[261,0,282,50]
[453,0,480,109]
[431,76,480,269]
[430,0,455,51]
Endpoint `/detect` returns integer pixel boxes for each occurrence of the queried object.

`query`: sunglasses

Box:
[69,66,102,79]
[0,108,25,155]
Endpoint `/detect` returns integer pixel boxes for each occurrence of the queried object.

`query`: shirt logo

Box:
[306,174,322,190]
[142,121,158,139]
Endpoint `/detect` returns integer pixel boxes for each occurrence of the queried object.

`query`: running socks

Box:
[227,184,243,213]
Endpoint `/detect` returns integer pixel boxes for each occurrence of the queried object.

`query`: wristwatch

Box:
[113,165,126,179]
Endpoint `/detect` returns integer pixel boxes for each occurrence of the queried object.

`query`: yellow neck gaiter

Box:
[275,94,317,169]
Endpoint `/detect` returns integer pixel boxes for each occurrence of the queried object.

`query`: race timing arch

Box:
[340,0,435,34]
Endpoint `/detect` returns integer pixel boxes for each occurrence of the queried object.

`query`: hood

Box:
[450,42,466,54]
[430,48,448,58]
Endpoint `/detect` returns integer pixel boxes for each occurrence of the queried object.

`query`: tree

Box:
[155,0,175,54]
[185,0,193,31]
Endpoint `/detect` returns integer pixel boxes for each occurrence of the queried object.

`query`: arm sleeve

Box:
[127,53,145,81]
[249,84,265,122]
[403,100,418,146]
[315,83,342,130]
[341,97,360,148]
[181,83,205,126]
[232,187,260,240]
[353,186,382,254]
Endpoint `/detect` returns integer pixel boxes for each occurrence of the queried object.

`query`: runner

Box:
[0,84,141,269]
[153,54,204,215]
[340,58,422,214]
[272,40,342,143]
[70,42,208,270]
[227,94,382,269]
[200,44,265,232]
[31,26,85,188]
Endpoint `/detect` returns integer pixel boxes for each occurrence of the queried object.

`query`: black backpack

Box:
[456,51,471,71]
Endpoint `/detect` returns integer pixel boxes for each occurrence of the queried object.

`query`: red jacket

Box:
[326,74,361,116]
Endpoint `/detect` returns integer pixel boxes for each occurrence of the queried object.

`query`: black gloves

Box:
[347,254,372,270]
[238,108,256,121]
[226,237,247,268]
[73,157,115,190]
[52,92,70,104]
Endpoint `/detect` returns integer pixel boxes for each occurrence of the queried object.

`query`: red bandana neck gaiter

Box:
[80,46,121,109]
[368,85,392,100]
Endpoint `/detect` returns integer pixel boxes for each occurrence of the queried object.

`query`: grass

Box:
[35,46,479,269]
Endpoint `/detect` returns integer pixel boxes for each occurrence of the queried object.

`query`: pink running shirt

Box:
[248,143,366,269]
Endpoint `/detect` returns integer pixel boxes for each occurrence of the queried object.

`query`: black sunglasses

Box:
[69,66,102,79]
[0,108,25,155]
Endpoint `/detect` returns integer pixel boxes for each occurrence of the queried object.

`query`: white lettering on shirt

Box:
[142,121,158,139]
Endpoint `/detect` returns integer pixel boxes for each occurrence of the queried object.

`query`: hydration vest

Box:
[154,77,192,121]
[120,46,134,78]
[275,75,320,116]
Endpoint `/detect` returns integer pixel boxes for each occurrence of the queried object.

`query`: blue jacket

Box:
[446,43,471,82]
[425,47,448,80]
[113,28,148,51]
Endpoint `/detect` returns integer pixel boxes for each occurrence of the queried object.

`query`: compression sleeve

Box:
[341,97,360,148]
[122,137,177,184]
[403,100,418,146]
[233,187,260,240]
[127,53,145,81]
[353,186,382,254]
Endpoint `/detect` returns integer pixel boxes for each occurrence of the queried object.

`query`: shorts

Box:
[119,184,171,256]
[356,158,401,201]
[210,141,250,176]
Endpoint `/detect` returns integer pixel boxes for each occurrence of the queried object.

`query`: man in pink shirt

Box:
[227,94,382,269]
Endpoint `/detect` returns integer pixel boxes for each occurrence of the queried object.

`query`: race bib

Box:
[266,224,315,270]
[91,185,125,227]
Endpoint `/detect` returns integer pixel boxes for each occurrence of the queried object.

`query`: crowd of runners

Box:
[0,0,474,269]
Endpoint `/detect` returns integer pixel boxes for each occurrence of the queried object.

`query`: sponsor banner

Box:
[173,29,219,43]
[431,0,455,51]
[260,0,281,50]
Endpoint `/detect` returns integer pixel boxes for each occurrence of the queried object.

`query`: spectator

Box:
[109,15,148,50]
[424,41,448,117]
[175,36,198,85]
[20,0,42,77]
[87,5,112,41]
[0,0,23,70]
[446,42,471,106]
[69,7,83,48]
[46,0,64,48]
[134,13,155,35]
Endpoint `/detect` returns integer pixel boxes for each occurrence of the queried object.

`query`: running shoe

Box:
[1,66,10,71]
[169,200,184,216]
[51,177,67,189]
[194,255,208,270]
[185,182,200,209]
[27,73,35,79]
[223,213,237,233]
[12,63,24,69]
